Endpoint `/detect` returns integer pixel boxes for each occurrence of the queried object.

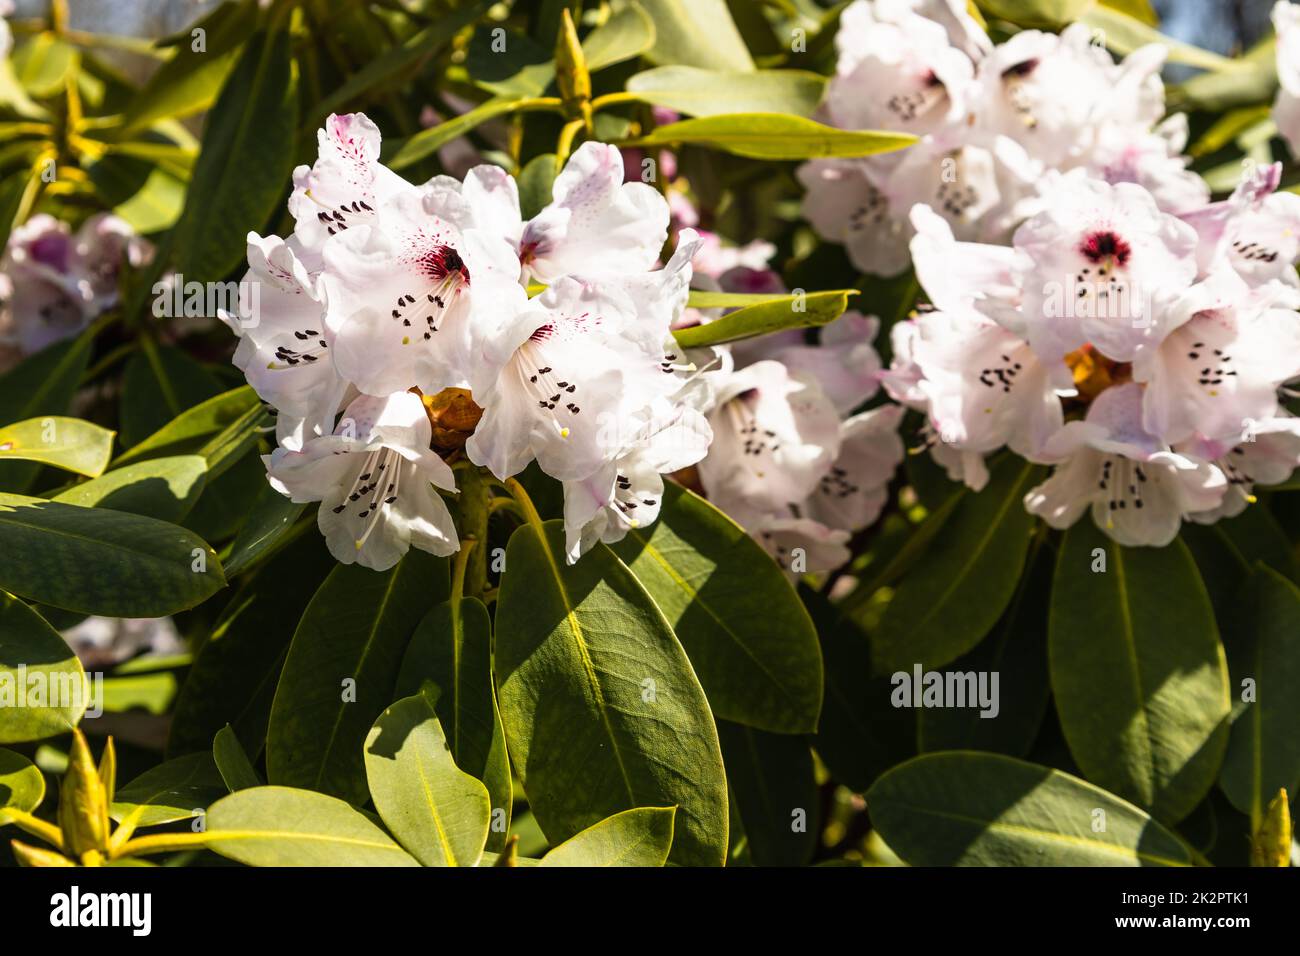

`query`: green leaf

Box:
[804,587,916,792]
[1079,5,1245,72]
[0,592,88,743]
[266,551,448,805]
[170,28,298,281]
[0,327,93,428]
[364,689,492,866]
[610,483,822,733]
[517,152,558,220]
[1170,38,1277,112]
[193,398,268,482]
[867,752,1199,866]
[0,417,113,477]
[220,482,305,578]
[916,539,1051,758]
[495,519,728,866]
[466,27,553,98]
[384,97,523,171]
[582,1,656,71]
[11,32,75,97]
[538,806,676,866]
[874,457,1042,673]
[52,455,207,523]
[0,494,225,616]
[111,752,226,828]
[639,0,753,71]
[169,532,333,758]
[113,386,259,468]
[625,67,826,118]
[1050,522,1230,824]
[214,725,262,791]
[118,0,259,135]
[310,1,492,121]
[717,721,817,866]
[120,344,225,449]
[1218,565,1300,830]
[626,113,915,160]
[204,786,419,866]
[0,747,45,817]
[673,289,857,349]
[112,166,186,234]
[395,597,512,852]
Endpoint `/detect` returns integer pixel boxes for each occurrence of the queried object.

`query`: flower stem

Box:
[555,117,585,173]
[3,810,66,851]
[113,831,211,859]
[451,535,476,603]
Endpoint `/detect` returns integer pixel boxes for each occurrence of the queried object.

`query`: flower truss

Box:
[227,114,712,570]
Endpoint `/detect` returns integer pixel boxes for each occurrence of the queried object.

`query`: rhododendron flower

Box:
[516,141,668,283]
[0,213,149,355]
[467,233,699,483]
[265,391,459,570]
[1008,172,1199,367]
[1179,162,1300,289]
[1024,383,1226,547]
[698,360,842,518]
[223,234,349,449]
[1182,415,1300,522]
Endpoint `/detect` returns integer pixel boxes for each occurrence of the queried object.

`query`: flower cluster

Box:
[883,161,1300,546]
[800,0,1209,276]
[230,114,710,569]
[0,213,149,371]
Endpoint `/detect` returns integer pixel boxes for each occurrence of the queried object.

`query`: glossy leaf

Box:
[120,344,225,450]
[214,725,262,792]
[874,457,1041,674]
[52,455,207,523]
[170,28,298,282]
[364,689,492,867]
[495,519,728,866]
[582,1,656,71]
[538,807,675,867]
[673,289,857,349]
[0,592,88,743]
[1218,565,1300,829]
[717,721,817,866]
[0,747,45,816]
[639,0,753,71]
[626,113,915,160]
[1050,523,1230,824]
[204,786,419,867]
[111,752,227,828]
[0,417,113,477]
[113,386,260,468]
[266,551,448,805]
[0,493,225,616]
[610,483,822,733]
[868,752,1199,866]
[396,597,511,851]
[625,66,825,117]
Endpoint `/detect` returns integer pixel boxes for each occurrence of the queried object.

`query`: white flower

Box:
[1085,116,1210,216]
[561,399,712,563]
[752,514,852,579]
[265,391,459,571]
[773,311,883,415]
[288,113,413,253]
[1272,1,1300,159]
[897,306,1063,461]
[467,233,698,482]
[829,0,977,139]
[1024,383,1226,547]
[1010,171,1198,366]
[320,166,528,397]
[1182,415,1300,522]
[974,25,1165,169]
[804,403,905,532]
[1134,269,1300,446]
[224,233,349,449]
[1179,162,1300,289]
[697,360,842,517]
[518,142,668,283]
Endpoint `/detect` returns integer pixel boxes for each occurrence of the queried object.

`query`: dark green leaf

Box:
[717,720,816,866]
[0,591,88,743]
